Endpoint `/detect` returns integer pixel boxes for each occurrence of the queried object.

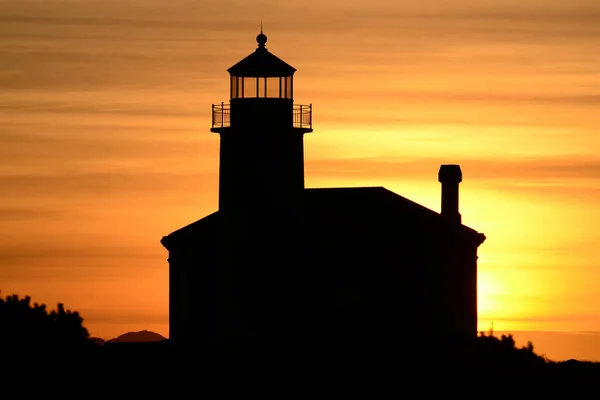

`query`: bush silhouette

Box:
[0,292,90,351]
[471,331,548,374]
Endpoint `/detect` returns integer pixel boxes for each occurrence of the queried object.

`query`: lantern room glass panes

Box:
[285,76,292,99]
[231,76,237,99]
[258,78,265,98]
[243,77,256,98]
[266,77,280,98]
[230,75,294,99]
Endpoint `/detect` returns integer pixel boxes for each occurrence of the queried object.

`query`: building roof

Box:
[161,211,219,249]
[227,46,296,77]
[161,187,485,251]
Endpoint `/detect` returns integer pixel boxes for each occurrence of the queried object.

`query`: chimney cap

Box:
[438,164,462,183]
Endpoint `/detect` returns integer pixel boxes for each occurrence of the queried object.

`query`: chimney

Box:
[438,164,462,224]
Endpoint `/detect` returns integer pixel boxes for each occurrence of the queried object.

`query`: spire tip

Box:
[257,21,267,48]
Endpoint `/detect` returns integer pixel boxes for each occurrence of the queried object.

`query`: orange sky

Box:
[1,0,600,354]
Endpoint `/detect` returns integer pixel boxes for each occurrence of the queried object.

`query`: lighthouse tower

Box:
[209,31,313,343]
[211,30,313,218]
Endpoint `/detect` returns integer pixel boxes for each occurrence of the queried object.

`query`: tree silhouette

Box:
[0,292,90,351]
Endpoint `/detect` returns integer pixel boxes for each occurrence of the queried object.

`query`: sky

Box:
[1,0,599,355]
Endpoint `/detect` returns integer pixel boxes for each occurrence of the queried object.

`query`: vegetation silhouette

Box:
[0,292,91,351]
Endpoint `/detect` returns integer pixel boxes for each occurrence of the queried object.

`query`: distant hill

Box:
[106,330,166,343]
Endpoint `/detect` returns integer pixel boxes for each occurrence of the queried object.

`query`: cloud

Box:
[0,171,218,198]
[0,242,161,264]
[0,134,218,170]
[490,314,600,323]
[81,310,168,326]
[0,207,66,220]
[0,97,201,118]
[318,92,600,108]
[305,155,600,182]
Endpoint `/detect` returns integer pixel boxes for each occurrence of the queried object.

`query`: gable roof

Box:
[161,187,485,251]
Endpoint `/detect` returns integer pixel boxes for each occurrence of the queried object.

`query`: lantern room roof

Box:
[227,31,296,77]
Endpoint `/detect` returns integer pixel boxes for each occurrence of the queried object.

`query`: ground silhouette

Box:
[2,290,600,385]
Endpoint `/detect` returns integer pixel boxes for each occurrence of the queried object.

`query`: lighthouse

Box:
[161,31,486,350]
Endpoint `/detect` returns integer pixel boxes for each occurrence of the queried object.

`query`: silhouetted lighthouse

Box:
[211,30,312,217]
[161,31,486,349]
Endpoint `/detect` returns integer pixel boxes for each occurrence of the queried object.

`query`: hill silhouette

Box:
[106,330,166,343]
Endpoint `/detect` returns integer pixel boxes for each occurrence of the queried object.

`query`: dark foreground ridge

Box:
[84,331,600,380]
[0,292,592,375]
[95,332,600,376]
[2,293,599,392]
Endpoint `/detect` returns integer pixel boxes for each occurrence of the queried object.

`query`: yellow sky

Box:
[1,0,599,342]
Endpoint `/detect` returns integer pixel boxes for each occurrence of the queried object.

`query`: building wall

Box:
[168,218,480,348]
[219,100,305,216]
[168,239,219,347]
[303,219,480,343]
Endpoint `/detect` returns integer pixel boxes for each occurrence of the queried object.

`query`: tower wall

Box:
[218,99,305,216]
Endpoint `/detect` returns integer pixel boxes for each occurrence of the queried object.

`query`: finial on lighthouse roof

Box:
[257,22,267,49]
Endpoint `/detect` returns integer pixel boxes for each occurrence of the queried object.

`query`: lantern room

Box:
[211,30,312,133]
[228,31,295,100]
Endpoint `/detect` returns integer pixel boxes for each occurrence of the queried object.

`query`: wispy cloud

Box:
[0,242,162,264]
[491,314,600,323]
[0,172,218,197]
[81,310,168,326]
[306,156,600,182]
[0,207,66,220]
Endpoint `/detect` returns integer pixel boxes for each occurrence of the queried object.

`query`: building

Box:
[160,31,486,349]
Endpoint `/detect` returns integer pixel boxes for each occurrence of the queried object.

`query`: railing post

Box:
[221,102,224,127]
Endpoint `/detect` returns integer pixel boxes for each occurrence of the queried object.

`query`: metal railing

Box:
[212,102,230,128]
[293,104,312,129]
[211,102,312,130]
